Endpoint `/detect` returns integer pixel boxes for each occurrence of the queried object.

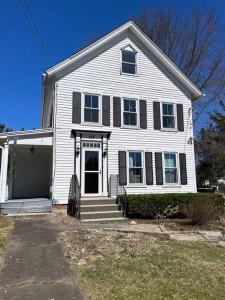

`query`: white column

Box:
[102,137,108,196]
[0,143,9,202]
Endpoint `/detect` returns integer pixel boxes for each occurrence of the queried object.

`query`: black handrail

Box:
[67,174,81,219]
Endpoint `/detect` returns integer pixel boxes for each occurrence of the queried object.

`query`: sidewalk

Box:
[0,216,84,300]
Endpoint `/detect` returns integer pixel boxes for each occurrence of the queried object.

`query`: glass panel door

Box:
[84,150,99,194]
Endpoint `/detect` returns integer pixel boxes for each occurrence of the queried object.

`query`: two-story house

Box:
[0,21,202,220]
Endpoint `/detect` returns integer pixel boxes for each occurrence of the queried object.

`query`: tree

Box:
[135,7,225,127]
[195,100,225,186]
[0,123,12,133]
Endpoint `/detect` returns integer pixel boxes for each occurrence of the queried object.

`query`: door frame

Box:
[81,146,102,197]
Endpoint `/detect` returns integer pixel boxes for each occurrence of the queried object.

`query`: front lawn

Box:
[0,217,13,267]
[61,229,225,300]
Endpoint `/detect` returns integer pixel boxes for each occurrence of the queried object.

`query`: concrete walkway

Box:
[0,216,84,300]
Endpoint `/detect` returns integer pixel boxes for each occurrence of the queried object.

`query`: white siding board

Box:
[52,35,196,204]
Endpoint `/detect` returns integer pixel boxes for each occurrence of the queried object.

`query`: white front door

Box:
[81,148,102,196]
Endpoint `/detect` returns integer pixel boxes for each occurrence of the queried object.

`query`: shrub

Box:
[180,198,219,225]
[118,193,225,220]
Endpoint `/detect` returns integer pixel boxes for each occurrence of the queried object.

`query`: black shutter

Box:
[177,104,184,131]
[145,152,153,185]
[72,92,81,124]
[113,97,121,127]
[118,151,127,186]
[102,95,110,126]
[153,101,161,130]
[155,152,163,185]
[139,100,147,129]
[179,153,187,185]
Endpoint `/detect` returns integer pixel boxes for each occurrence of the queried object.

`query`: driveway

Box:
[0,215,84,300]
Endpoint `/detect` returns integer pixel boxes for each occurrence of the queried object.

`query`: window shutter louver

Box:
[155,152,163,185]
[145,152,153,185]
[72,92,81,124]
[179,153,187,185]
[102,95,110,126]
[118,151,127,186]
[153,101,161,130]
[113,97,121,127]
[177,104,184,131]
[139,100,147,129]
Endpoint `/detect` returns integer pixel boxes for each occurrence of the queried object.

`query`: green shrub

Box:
[117,193,225,219]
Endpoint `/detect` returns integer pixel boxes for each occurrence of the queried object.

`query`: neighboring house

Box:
[0,21,203,220]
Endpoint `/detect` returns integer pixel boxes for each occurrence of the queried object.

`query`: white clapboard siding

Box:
[51,34,196,204]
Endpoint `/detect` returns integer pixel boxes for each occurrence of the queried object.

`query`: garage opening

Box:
[9,145,52,199]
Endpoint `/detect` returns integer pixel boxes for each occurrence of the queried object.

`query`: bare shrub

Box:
[181,199,219,225]
[218,183,225,194]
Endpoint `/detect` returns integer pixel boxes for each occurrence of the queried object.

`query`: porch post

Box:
[0,143,9,202]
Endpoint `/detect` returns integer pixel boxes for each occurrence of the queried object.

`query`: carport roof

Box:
[0,128,54,139]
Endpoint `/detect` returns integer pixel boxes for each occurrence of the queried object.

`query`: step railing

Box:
[68,174,81,219]
[108,174,127,217]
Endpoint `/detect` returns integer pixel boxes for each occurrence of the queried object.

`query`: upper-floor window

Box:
[123,99,137,127]
[162,103,175,129]
[121,49,137,75]
[84,94,99,123]
[128,151,143,184]
[164,152,178,184]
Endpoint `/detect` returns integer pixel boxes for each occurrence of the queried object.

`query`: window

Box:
[84,94,99,123]
[123,99,137,126]
[129,152,143,184]
[164,153,178,184]
[162,103,175,129]
[121,49,137,74]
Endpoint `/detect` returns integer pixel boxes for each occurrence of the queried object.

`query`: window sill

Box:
[160,128,178,132]
[120,72,139,77]
[120,126,140,130]
[163,184,181,188]
[81,123,103,127]
[126,185,147,188]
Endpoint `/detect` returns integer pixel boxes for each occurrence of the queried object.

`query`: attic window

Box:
[121,47,137,75]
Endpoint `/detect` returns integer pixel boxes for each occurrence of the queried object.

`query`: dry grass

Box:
[0,217,13,268]
[61,229,225,300]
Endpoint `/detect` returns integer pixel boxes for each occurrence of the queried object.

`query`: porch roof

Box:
[0,128,54,139]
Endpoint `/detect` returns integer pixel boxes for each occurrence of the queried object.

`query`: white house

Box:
[0,21,202,220]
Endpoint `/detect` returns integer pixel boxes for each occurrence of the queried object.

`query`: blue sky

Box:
[0,0,224,130]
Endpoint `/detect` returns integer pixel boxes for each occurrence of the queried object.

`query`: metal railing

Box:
[108,174,127,217]
[67,174,81,219]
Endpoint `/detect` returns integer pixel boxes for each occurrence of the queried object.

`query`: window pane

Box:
[123,112,137,126]
[129,168,143,183]
[84,108,92,122]
[163,116,175,128]
[122,63,136,74]
[165,169,177,183]
[124,99,136,112]
[84,108,99,123]
[122,50,136,63]
[85,173,98,193]
[129,152,142,167]
[163,103,174,116]
[129,100,136,112]
[85,151,99,171]
[124,99,130,111]
[92,96,99,108]
[165,153,176,168]
[91,110,99,123]
[85,95,92,107]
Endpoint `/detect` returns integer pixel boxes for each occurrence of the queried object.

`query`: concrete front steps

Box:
[80,197,128,223]
[0,198,52,216]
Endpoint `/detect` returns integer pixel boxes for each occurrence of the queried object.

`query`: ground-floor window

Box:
[128,151,143,184]
[164,152,178,184]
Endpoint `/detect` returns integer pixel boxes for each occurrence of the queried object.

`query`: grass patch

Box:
[62,230,225,300]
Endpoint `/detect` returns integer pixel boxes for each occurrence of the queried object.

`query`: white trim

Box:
[120,46,138,76]
[81,146,102,197]
[126,150,145,187]
[162,151,180,186]
[161,101,177,130]
[121,98,139,129]
[81,92,102,126]
[0,146,4,201]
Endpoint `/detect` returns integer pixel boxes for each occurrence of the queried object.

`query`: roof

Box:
[0,128,54,139]
[43,20,203,101]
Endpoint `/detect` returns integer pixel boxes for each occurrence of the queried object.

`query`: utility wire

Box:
[19,0,49,63]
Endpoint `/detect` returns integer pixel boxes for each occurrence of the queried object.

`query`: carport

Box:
[0,129,53,202]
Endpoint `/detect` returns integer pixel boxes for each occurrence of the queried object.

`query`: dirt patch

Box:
[0,217,14,268]
[50,208,79,226]
[60,229,159,266]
